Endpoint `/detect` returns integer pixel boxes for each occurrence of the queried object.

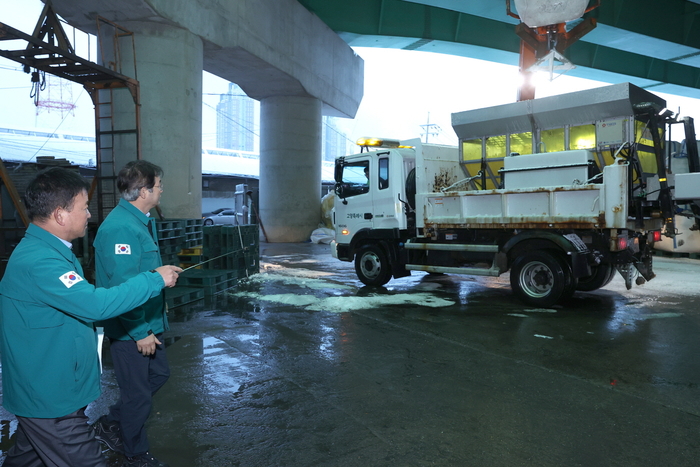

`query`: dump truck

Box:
[330,83,700,307]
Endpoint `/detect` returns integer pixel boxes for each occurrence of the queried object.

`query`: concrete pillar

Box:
[260,96,322,242]
[111,22,203,219]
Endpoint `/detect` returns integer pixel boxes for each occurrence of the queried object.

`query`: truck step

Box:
[403,242,498,253]
[405,264,501,277]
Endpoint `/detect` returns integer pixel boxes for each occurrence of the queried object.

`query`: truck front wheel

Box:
[510,251,567,307]
[355,245,392,286]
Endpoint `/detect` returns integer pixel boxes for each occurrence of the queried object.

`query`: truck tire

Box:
[576,263,615,292]
[355,245,392,286]
[510,251,567,307]
[555,255,578,300]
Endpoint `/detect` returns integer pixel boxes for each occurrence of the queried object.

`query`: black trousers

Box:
[106,334,169,457]
[2,407,107,467]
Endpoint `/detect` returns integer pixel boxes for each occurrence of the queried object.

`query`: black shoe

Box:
[122,451,170,467]
[92,415,124,454]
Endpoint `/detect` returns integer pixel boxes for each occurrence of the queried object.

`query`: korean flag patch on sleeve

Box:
[59,271,84,288]
[115,244,131,255]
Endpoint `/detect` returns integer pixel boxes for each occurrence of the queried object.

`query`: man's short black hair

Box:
[117,160,164,201]
[24,167,90,221]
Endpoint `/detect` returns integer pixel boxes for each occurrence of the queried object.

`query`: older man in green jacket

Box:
[93,160,172,467]
[0,167,181,467]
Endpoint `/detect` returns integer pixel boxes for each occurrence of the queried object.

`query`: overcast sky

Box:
[3,0,700,150]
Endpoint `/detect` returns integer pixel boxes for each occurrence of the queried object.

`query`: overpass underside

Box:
[298,0,700,99]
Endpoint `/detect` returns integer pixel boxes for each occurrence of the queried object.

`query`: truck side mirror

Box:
[334,182,348,205]
[334,158,345,183]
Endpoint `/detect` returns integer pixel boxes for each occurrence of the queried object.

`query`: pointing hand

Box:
[155,265,182,288]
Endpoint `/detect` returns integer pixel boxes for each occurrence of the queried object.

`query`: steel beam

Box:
[298,0,700,94]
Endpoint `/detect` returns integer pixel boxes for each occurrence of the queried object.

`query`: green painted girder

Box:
[297,0,700,93]
[298,0,520,49]
[569,40,700,89]
[590,0,700,50]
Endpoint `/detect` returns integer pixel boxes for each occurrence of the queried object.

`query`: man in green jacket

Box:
[93,161,172,467]
[0,167,181,467]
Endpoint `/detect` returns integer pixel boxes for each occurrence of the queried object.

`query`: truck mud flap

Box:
[390,241,410,279]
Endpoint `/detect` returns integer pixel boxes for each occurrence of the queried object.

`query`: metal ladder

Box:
[0,6,142,223]
[92,17,141,222]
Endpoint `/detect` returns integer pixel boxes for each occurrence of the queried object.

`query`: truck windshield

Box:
[341,161,370,197]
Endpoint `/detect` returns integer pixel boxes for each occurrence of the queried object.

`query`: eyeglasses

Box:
[147,183,163,192]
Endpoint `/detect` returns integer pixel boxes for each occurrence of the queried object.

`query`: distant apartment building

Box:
[215,83,350,161]
[322,116,350,162]
[216,83,255,152]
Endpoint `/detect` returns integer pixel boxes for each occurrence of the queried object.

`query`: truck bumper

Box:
[330,240,339,259]
[330,240,353,261]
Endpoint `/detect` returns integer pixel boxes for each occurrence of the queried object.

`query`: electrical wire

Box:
[0,63,24,71]
[203,101,258,137]
[28,88,86,162]
[0,135,94,167]
[204,91,356,148]
[202,93,250,97]
[323,118,355,145]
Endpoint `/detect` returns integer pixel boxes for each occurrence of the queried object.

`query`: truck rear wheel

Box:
[576,263,615,291]
[510,251,568,307]
[355,245,392,286]
[555,255,578,300]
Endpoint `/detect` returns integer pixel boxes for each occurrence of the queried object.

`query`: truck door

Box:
[336,158,374,234]
[372,155,396,229]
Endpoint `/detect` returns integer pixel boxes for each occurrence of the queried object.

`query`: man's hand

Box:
[155,265,182,288]
[136,333,161,356]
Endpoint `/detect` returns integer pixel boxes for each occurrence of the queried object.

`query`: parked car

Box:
[202,207,231,217]
[202,208,238,225]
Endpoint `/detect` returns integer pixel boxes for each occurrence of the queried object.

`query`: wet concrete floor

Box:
[2,242,700,466]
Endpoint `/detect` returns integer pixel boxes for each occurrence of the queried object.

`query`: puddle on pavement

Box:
[163,335,183,347]
[201,336,246,396]
[0,419,17,458]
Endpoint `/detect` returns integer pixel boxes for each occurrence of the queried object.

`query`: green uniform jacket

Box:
[0,224,165,418]
[94,199,168,341]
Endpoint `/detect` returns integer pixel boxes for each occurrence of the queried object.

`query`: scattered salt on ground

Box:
[259,262,336,278]
[233,266,455,312]
[229,289,455,313]
[247,270,355,290]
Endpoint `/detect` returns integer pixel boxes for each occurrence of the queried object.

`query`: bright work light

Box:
[356,137,401,148]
